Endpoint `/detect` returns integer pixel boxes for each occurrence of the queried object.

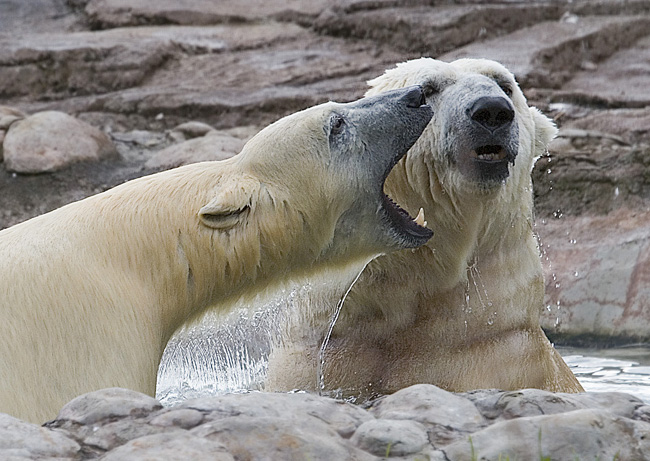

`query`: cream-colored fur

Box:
[266,58,583,397]
[0,90,432,423]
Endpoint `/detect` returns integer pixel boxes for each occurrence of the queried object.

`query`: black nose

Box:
[403,85,427,108]
[469,96,514,131]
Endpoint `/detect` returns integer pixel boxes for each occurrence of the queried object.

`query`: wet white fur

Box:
[0,102,389,423]
[266,58,583,395]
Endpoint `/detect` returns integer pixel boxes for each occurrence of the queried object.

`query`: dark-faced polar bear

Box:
[0,87,433,423]
[266,58,584,398]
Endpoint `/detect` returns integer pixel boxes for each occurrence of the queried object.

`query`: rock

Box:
[315,4,560,55]
[99,432,234,461]
[0,385,648,459]
[0,413,80,459]
[169,121,216,142]
[369,384,485,446]
[0,106,25,130]
[56,388,162,425]
[144,131,245,169]
[537,210,650,343]
[3,111,119,174]
[442,15,650,89]
[150,408,204,429]
[463,388,644,421]
[350,419,429,457]
[442,409,650,461]
[84,0,332,28]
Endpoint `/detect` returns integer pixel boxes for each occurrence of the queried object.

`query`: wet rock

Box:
[144,131,245,169]
[3,111,118,173]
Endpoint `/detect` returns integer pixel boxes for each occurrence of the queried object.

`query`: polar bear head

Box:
[198,86,433,272]
[366,58,557,196]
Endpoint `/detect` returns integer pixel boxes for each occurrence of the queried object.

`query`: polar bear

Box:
[266,58,583,397]
[0,86,433,423]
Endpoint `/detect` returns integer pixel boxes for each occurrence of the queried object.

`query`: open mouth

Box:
[381,194,432,248]
[471,145,508,162]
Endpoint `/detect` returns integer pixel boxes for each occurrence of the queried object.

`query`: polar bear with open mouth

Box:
[0,86,433,423]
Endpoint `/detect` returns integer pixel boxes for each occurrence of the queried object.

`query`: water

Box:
[317,266,368,394]
[157,326,650,406]
[560,346,650,403]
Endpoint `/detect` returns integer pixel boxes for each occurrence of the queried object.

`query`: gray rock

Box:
[99,432,234,461]
[150,408,204,429]
[351,419,428,457]
[145,131,245,169]
[83,417,165,452]
[443,408,650,461]
[370,384,485,446]
[442,15,650,89]
[3,111,118,173]
[169,121,216,142]
[191,415,374,461]
[0,413,80,459]
[0,106,25,130]
[84,0,332,28]
[56,388,162,425]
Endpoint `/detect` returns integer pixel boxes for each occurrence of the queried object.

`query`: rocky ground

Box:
[3,0,650,458]
[4,385,650,460]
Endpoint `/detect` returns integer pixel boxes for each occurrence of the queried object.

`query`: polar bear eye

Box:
[423,83,438,98]
[330,114,345,134]
[499,83,513,97]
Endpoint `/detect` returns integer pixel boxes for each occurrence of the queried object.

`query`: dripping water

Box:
[317,263,369,395]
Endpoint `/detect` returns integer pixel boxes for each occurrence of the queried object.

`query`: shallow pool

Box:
[559,346,650,403]
[157,341,650,406]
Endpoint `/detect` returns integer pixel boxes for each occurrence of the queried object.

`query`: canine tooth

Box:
[415,207,427,227]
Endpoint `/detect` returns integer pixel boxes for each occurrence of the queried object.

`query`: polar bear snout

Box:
[469,96,514,133]
[403,85,428,108]
[453,93,519,186]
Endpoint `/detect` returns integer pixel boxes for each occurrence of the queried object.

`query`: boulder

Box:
[145,131,245,170]
[3,111,118,174]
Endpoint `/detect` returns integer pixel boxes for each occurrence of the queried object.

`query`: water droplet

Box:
[555,282,561,289]
[553,210,564,219]
[614,186,620,197]
[574,271,579,277]
[546,304,552,312]
[569,239,577,244]
[546,168,552,174]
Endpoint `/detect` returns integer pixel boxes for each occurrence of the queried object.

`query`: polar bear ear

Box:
[198,175,260,230]
[531,107,559,153]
